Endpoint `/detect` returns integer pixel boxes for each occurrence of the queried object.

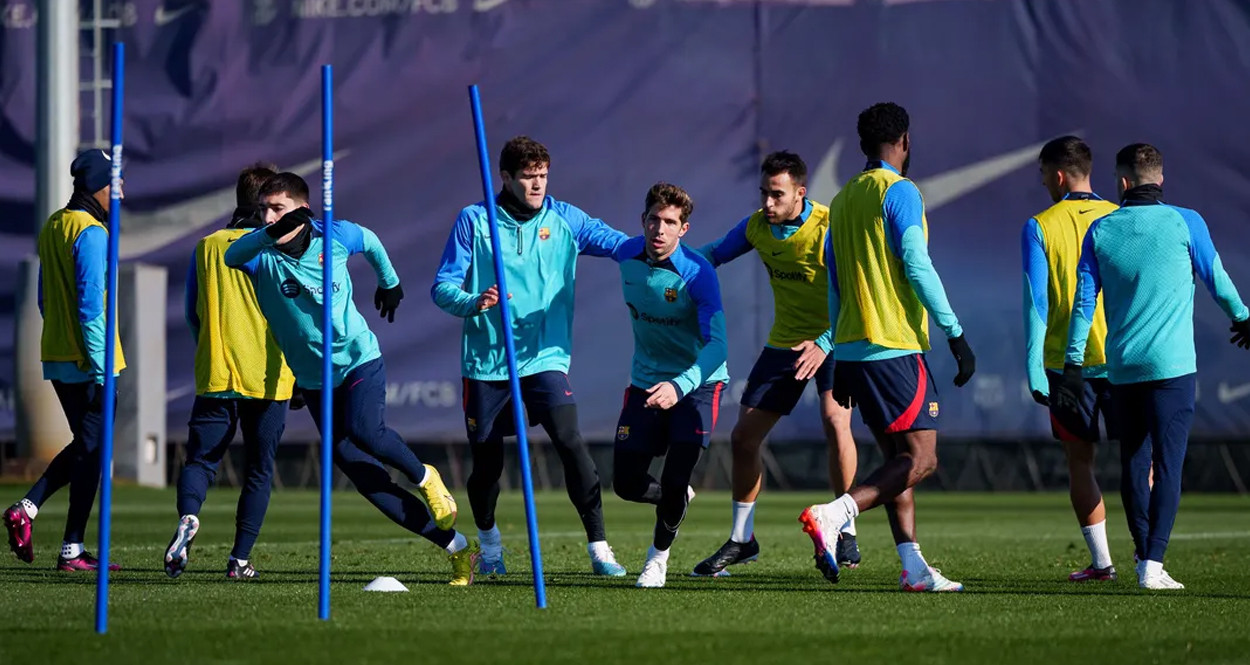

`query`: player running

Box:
[432,136,629,577]
[1022,137,1120,582]
[165,163,298,580]
[5,149,125,572]
[692,151,859,577]
[224,172,477,586]
[610,183,728,588]
[799,102,975,592]
[1060,143,1250,590]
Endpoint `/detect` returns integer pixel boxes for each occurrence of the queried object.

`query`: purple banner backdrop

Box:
[2,0,1249,442]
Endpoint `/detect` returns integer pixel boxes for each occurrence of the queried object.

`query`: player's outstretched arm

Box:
[883,181,974,385]
[1177,208,1250,346]
[431,208,484,318]
[695,216,753,267]
[223,226,273,268]
[1022,219,1051,404]
[74,225,108,383]
[554,201,630,258]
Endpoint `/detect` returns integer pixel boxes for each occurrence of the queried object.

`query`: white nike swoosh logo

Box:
[119,150,349,259]
[154,3,198,26]
[474,0,511,11]
[1218,382,1250,404]
[808,131,1079,211]
[165,383,196,403]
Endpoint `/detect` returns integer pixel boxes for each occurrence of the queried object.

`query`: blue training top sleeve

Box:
[883,180,963,339]
[73,225,107,381]
[431,207,482,318]
[348,223,400,289]
[185,247,201,341]
[696,216,753,267]
[555,201,630,258]
[1066,222,1103,366]
[1177,207,1250,323]
[224,227,275,270]
[817,229,837,354]
[1022,218,1050,395]
[670,262,729,399]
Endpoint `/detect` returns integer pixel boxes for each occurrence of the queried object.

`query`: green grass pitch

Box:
[2,486,1248,664]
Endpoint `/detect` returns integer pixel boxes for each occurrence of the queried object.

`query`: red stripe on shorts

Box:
[711,382,723,432]
[885,356,927,433]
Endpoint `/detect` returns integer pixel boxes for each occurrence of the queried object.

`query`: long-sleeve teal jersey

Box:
[1066,199,1248,384]
[613,237,729,398]
[431,195,629,380]
[224,219,399,390]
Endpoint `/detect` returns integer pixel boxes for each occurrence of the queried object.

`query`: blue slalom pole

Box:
[318,64,334,621]
[96,40,124,635]
[467,85,547,609]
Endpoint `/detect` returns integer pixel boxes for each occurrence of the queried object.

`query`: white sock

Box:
[417,466,432,487]
[62,542,84,559]
[730,501,755,543]
[896,542,929,579]
[840,517,857,537]
[823,494,860,531]
[1144,559,1164,576]
[687,485,697,503]
[479,526,502,550]
[446,531,468,555]
[19,499,38,519]
[1080,520,1113,569]
[229,556,249,567]
[646,544,670,563]
[588,540,613,560]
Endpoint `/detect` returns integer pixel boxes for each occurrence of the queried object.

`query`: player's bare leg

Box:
[1065,439,1116,580]
[691,406,779,576]
[801,429,962,591]
[820,391,860,566]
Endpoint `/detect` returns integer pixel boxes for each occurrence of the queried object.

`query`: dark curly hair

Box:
[857,102,910,158]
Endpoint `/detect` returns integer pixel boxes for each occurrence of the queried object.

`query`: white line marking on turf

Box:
[1170,531,1250,540]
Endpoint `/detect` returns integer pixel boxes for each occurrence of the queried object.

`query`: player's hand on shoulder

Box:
[265,206,313,239]
[947,334,976,387]
[644,382,680,410]
[374,283,404,323]
[790,340,827,381]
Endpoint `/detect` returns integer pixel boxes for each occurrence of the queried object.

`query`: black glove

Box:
[375,283,404,323]
[265,206,313,239]
[1231,318,1250,350]
[1053,363,1085,414]
[947,334,976,387]
[289,390,306,411]
[1031,390,1050,407]
[89,382,106,411]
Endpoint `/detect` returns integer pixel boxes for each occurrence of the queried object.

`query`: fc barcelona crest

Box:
[318,252,324,265]
[664,287,677,303]
[928,401,940,418]
[538,227,551,241]
[617,426,630,440]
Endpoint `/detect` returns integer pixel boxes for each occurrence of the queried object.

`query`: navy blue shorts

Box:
[615,382,724,456]
[832,354,939,433]
[740,346,835,415]
[462,371,577,444]
[1046,372,1118,443]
